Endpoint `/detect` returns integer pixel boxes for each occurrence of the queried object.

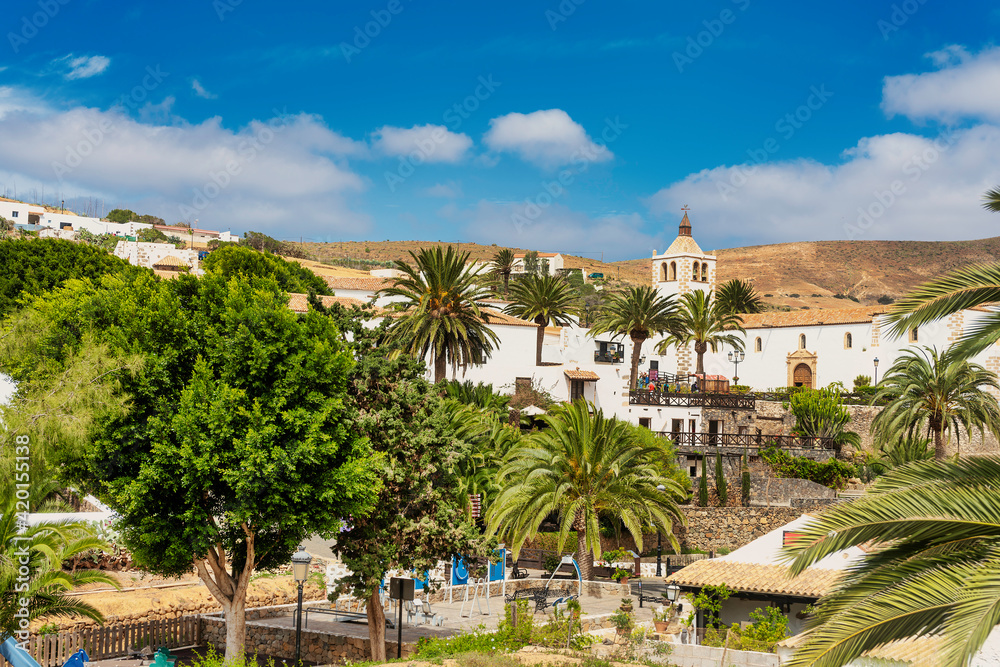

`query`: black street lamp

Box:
[291,545,313,666]
[873,357,880,386]
[728,350,745,385]
[656,484,666,577]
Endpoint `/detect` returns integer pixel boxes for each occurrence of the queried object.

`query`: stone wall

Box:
[676,506,808,553]
[845,403,1000,456]
[749,475,836,506]
[202,603,416,663]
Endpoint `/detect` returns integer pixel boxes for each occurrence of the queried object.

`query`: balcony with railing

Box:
[657,431,835,450]
[629,390,756,409]
[594,342,625,364]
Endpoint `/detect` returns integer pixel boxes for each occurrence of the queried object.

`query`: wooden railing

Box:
[19,617,201,667]
[629,391,756,409]
[657,431,836,450]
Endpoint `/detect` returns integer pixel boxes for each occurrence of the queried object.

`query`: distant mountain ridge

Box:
[297,237,1000,310]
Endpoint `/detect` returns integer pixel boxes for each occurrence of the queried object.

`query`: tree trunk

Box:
[366,589,387,662]
[934,426,947,460]
[535,317,546,366]
[695,341,707,375]
[628,335,646,392]
[503,274,510,296]
[222,597,246,661]
[575,524,593,581]
[194,528,255,662]
[434,349,447,383]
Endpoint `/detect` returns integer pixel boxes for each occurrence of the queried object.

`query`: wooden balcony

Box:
[657,431,836,450]
[629,390,756,409]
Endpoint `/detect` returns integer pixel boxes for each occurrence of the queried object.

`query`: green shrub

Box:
[760,446,857,489]
[715,453,728,506]
[698,456,708,506]
[703,605,789,653]
[853,374,871,389]
[789,387,861,450]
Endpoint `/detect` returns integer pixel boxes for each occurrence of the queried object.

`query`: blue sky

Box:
[2,0,1000,259]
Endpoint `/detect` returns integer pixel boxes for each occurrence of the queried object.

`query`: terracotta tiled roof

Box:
[665,559,841,599]
[325,276,393,291]
[483,309,536,328]
[153,255,187,268]
[286,293,367,313]
[739,305,890,330]
[514,252,560,258]
[564,369,600,381]
[778,632,942,667]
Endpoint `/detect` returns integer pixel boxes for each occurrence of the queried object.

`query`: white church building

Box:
[321,212,1000,448]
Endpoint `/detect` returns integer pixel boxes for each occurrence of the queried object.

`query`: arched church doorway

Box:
[793,363,813,388]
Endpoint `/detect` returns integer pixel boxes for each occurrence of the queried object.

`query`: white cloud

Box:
[440,200,660,261]
[424,181,462,198]
[56,54,111,80]
[192,79,217,99]
[483,109,613,168]
[373,124,472,163]
[0,90,372,237]
[646,126,1000,246]
[883,45,1000,123]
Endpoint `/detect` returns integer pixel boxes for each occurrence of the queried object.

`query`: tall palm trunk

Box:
[932,419,946,460]
[503,273,510,296]
[695,341,707,375]
[575,521,593,581]
[434,349,447,383]
[534,315,547,366]
[628,334,646,392]
[366,589,388,661]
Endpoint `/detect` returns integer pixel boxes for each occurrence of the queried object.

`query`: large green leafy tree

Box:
[379,246,499,383]
[1,273,381,659]
[590,286,678,392]
[783,456,1000,667]
[789,388,861,451]
[0,238,143,318]
[489,248,516,296]
[656,290,746,375]
[486,400,688,581]
[202,244,332,295]
[715,278,765,314]
[504,274,578,366]
[0,486,117,641]
[871,346,1000,460]
[311,297,492,662]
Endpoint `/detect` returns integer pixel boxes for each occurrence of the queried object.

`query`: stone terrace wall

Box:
[676,506,808,553]
[845,404,1000,455]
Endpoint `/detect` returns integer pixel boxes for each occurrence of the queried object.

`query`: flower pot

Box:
[653,621,669,632]
[620,605,633,613]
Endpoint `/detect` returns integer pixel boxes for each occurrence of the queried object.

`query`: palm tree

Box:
[655,290,745,375]
[984,185,1000,212]
[505,274,578,366]
[715,278,765,314]
[0,488,118,638]
[871,346,1000,460]
[590,286,678,392]
[486,400,687,581]
[379,246,500,383]
[490,248,516,296]
[885,263,1000,359]
[782,456,1000,667]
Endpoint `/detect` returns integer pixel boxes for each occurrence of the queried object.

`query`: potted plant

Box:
[610,609,634,638]
[619,597,634,613]
[652,604,676,632]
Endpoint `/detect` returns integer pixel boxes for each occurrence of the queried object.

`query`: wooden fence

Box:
[16,617,201,667]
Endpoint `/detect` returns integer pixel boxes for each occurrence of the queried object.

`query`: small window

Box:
[11,211,18,218]
[701,262,708,282]
[669,261,677,281]
[692,263,699,281]
[570,380,584,401]
[754,337,762,352]
[845,332,852,349]
[909,328,918,342]
[638,417,651,429]
[660,263,669,281]
[799,334,806,349]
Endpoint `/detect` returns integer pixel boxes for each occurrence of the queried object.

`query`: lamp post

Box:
[873,357,880,386]
[291,545,313,666]
[656,484,666,577]
[728,350,745,385]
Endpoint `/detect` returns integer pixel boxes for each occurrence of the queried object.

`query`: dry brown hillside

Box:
[296,237,1000,309]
